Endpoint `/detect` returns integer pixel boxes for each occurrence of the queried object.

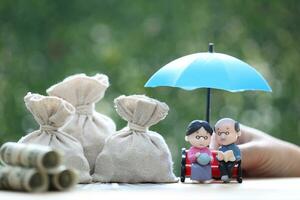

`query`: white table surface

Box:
[0,178,299,200]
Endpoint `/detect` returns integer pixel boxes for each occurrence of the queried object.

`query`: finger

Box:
[238,141,278,177]
[238,142,260,171]
[238,125,274,144]
[237,125,257,144]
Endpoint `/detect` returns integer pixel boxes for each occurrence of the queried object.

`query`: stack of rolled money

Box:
[0,142,79,192]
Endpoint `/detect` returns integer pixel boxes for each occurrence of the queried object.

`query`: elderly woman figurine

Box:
[185,120,213,182]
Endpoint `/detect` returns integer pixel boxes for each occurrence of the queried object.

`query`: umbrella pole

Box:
[206,88,211,123]
[206,43,213,123]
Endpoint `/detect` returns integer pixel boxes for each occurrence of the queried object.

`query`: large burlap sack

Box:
[93,95,178,183]
[46,73,116,173]
[18,93,92,183]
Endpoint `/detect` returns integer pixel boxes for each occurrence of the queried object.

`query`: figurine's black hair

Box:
[234,121,240,132]
[186,120,213,136]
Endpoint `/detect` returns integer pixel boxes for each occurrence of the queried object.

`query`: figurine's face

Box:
[215,118,241,146]
[185,127,211,148]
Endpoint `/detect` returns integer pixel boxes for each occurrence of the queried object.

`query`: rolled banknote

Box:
[0,166,48,192]
[0,142,62,170]
[48,166,78,191]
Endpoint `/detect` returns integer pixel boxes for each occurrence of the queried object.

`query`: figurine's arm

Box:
[228,144,241,161]
[187,148,199,163]
[208,150,213,161]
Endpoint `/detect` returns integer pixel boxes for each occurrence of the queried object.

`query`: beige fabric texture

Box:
[93,95,178,183]
[46,73,116,173]
[18,93,92,183]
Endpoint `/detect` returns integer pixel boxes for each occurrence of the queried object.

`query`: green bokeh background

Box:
[1,0,299,175]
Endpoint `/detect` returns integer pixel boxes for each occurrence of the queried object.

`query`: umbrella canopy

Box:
[145,51,271,92]
[144,43,272,122]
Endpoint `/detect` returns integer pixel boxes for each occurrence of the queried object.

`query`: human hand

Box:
[210,125,300,177]
[195,152,200,157]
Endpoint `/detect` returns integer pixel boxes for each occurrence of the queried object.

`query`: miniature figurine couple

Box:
[185,118,241,183]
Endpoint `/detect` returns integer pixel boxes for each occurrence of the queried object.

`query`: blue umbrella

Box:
[144,43,272,123]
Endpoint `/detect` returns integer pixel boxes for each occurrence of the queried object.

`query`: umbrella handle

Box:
[209,43,214,53]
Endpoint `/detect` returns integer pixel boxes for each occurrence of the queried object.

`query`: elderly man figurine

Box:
[214,118,242,183]
[185,120,213,182]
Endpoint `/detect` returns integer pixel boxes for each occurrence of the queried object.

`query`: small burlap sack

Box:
[46,74,116,172]
[93,95,177,183]
[18,93,92,183]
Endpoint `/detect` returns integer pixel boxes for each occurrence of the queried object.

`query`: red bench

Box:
[180,148,242,183]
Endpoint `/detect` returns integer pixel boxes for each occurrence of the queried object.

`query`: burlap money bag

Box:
[46,73,116,173]
[18,93,92,183]
[93,95,177,183]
